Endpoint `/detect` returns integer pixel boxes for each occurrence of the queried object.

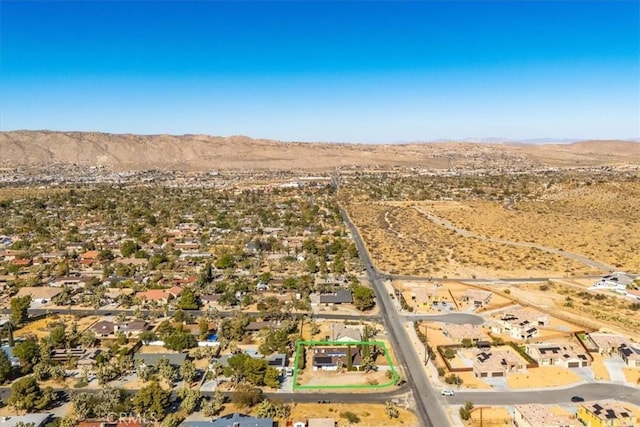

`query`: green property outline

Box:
[292,340,398,390]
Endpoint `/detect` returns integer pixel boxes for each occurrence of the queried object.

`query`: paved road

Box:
[342,208,448,427]
[0,386,410,406]
[3,308,381,322]
[413,206,615,272]
[447,383,640,406]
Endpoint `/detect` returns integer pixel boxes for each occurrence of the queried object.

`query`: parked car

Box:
[441,389,455,396]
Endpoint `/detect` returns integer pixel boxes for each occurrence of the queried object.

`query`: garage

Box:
[568,362,580,368]
[491,371,504,377]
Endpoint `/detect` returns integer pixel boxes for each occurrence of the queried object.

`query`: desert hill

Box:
[1,130,638,171]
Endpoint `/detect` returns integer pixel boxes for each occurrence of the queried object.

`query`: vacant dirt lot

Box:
[346,202,587,278]
[424,180,640,272]
[213,401,419,426]
[15,314,98,339]
[509,282,640,340]
[507,366,583,389]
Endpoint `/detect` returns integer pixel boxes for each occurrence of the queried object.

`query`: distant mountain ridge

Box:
[1,130,638,171]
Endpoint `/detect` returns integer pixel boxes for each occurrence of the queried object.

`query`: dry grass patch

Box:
[469,406,512,427]
[15,314,99,339]
[424,180,640,272]
[622,367,640,386]
[346,202,586,278]
[507,366,582,389]
[509,282,640,340]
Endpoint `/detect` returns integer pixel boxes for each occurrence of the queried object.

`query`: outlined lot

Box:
[292,340,399,390]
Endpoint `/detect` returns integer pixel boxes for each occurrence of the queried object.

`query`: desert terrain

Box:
[1,131,639,171]
[343,171,640,277]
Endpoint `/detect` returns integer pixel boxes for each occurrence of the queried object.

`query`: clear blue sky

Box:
[1,1,639,143]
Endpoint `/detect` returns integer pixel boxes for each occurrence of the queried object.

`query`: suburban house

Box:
[526,343,591,368]
[491,309,548,341]
[137,353,187,367]
[411,287,438,306]
[441,323,487,344]
[577,402,636,427]
[89,320,116,337]
[460,289,492,308]
[318,289,353,305]
[135,289,173,305]
[312,346,362,371]
[246,321,278,334]
[513,404,574,427]
[331,324,363,342]
[168,285,184,298]
[181,413,274,427]
[14,286,63,304]
[49,275,92,288]
[267,353,290,375]
[587,333,634,356]
[473,350,527,378]
[115,320,147,336]
[89,319,147,337]
[616,343,640,367]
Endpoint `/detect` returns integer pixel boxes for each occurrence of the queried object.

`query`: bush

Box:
[444,374,462,385]
[340,411,361,424]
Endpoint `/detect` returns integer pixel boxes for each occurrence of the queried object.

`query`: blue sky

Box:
[1,1,639,143]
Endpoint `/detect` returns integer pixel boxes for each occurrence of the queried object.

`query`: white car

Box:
[441,389,455,396]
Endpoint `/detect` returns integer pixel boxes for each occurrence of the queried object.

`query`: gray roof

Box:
[319,290,352,304]
[137,352,187,366]
[182,413,273,427]
[0,413,52,427]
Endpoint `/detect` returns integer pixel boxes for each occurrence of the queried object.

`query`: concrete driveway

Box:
[603,357,626,383]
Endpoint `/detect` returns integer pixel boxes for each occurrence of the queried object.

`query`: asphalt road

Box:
[0,386,410,406]
[5,308,380,322]
[448,383,640,406]
[341,208,448,427]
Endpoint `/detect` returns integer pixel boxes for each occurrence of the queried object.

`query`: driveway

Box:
[603,357,627,383]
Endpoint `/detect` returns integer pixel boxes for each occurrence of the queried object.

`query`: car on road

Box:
[571,396,584,402]
[441,389,455,396]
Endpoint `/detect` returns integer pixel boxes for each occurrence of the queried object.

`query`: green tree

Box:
[179,359,197,384]
[10,296,31,325]
[352,285,375,311]
[177,387,200,414]
[202,390,225,417]
[131,381,170,419]
[178,287,200,310]
[163,327,197,352]
[8,376,49,413]
[198,317,210,340]
[0,349,12,383]
[264,367,281,389]
[157,357,178,386]
[13,338,41,371]
[120,240,140,257]
[232,383,263,408]
[459,401,474,420]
